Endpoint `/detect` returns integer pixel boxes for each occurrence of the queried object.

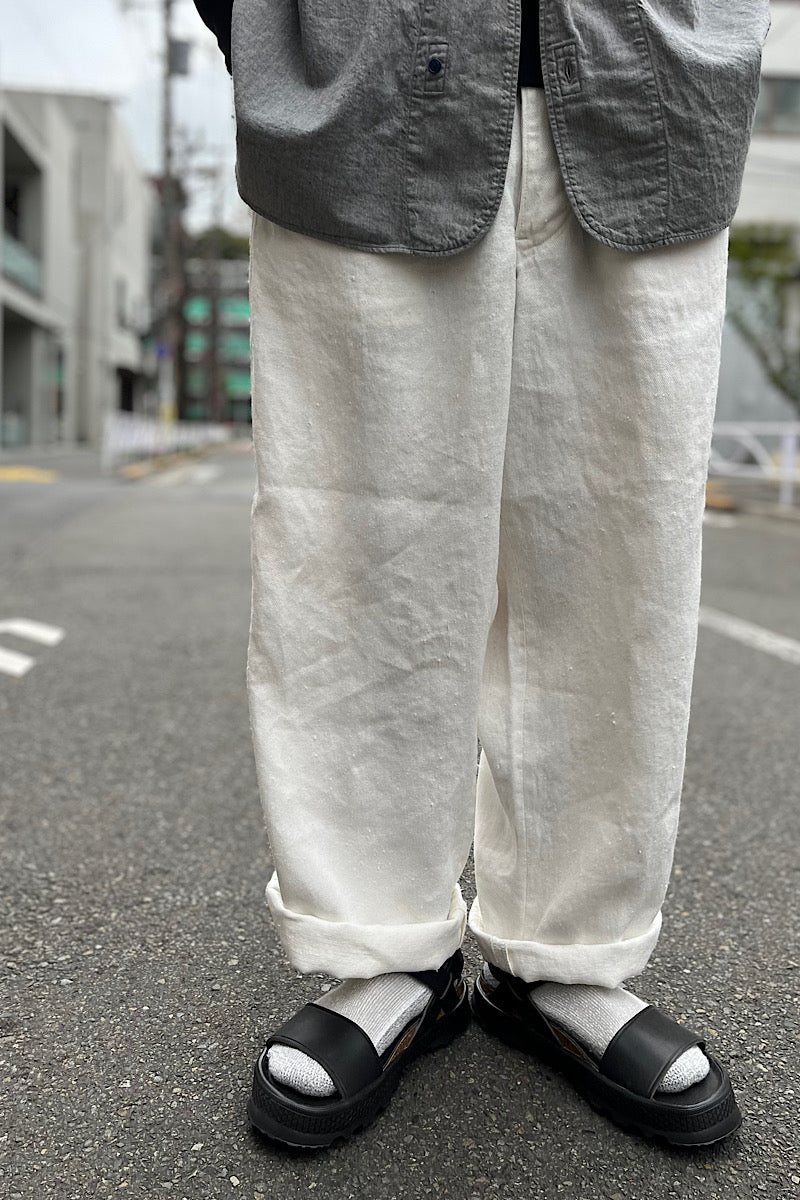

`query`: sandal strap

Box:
[407,947,464,998]
[266,1003,382,1099]
[599,1005,706,1098]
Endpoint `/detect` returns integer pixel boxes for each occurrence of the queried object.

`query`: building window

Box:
[184,295,211,324]
[186,367,208,399]
[224,368,251,400]
[185,330,209,361]
[218,296,250,326]
[4,180,21,239]
[219,331,251,362]
[753,77,800,135]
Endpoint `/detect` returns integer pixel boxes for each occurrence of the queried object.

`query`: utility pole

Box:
[158,0,187,422]
[118,0,198,419]
[187,154,231,423]
[207,163,225,424]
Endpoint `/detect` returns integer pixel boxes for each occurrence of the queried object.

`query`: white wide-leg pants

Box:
[246,87,729,988]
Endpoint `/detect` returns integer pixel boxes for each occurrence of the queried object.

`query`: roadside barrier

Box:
[101,411,232,475]
[709,422,800,508]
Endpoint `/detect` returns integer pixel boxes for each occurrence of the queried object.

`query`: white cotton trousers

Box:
[246,87,729,989]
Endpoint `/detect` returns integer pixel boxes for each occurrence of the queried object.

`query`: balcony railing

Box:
[2,231,43,295]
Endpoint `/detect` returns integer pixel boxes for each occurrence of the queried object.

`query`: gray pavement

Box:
[1,445,798,1199]
[0,444,105,481]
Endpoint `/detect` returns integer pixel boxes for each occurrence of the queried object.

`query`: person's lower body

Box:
[245,86,735,1146]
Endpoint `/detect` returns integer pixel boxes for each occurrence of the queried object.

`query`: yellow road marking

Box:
[0,466,58,483]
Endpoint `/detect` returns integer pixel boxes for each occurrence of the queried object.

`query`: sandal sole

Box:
[248,981,471,1149]
[470,976,742,1147]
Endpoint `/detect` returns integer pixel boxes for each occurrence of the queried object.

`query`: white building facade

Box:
[1,86,154,449]
[719,1,800,424]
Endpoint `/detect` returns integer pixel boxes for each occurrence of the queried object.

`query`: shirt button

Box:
[427,57,443,74]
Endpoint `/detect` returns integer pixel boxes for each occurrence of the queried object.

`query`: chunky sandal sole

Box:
[248,979,471,1149]
[471,975,741,1147]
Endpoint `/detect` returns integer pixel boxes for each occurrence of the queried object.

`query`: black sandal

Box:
[471,963,741,1147]
[248,948,470,1148]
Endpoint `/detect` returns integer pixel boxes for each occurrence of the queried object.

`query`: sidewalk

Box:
[707,477,800,522]
[0,444,104,482]
[0,438,253,484]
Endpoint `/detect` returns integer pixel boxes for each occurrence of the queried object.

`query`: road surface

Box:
[1,444,798,1198]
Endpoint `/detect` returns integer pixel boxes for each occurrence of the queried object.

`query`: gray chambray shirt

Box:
[231,0,772,257]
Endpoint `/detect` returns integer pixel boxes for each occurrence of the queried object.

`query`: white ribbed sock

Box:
[267,973,433,1097]
[485,965,710,1094]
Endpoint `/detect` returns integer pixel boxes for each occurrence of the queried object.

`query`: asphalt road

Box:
[1,444,798,1200]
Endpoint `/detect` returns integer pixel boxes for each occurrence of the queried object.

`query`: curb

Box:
[116,446,214,481]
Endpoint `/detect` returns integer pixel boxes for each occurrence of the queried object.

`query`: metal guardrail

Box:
[709,422,800,507]
[99,414,798,503]
[101,411,232,475]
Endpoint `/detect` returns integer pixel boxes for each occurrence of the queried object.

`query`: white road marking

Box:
[0,619,66,678]
[148,463,222,487]
[698,606,800,668]
[0,646,36,677]
[0,619,65,646]
[189,464,222,485]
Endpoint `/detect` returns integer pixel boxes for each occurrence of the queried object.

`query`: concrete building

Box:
[736,1,800,228]
[1,88,78,446]
[4,16,795,446]
[1,86,155,449]
[182,255,250,424]
[719,1,800,424]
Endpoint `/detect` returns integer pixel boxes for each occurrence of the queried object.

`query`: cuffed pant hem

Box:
[265,871,468,978]
[467,898,662,989]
